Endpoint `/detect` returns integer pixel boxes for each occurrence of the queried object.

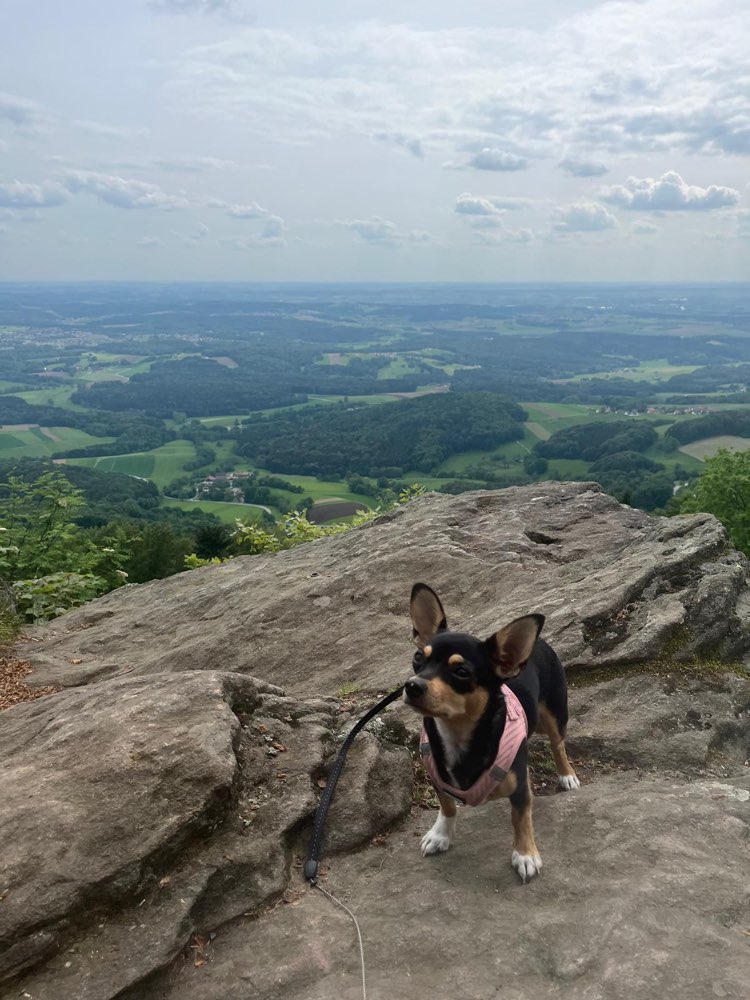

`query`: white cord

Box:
[313,882,367,1000]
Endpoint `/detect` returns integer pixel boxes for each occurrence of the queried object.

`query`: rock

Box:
[19,483,750,694]
[118,773,750,1000]
[0,672,411,999]
[4,482,750,1000]
[567,672,750,777]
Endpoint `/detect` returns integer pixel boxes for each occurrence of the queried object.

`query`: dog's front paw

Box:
[420,814,455,857]
[558,773,580,791]
[511,851,542,882]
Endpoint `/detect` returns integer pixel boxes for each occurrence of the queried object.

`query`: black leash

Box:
[304,684,405,884]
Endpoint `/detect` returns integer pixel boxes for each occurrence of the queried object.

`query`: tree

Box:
[679,448,750,555]
[0,472,128,621]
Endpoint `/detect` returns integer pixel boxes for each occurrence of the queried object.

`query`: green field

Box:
[560,359,700,383]
[67,439,197,487]
[376,357,423,380]
[162,499,269,524]
[678,436,750,461]
[0,425,113,458]
[13,385,88,410]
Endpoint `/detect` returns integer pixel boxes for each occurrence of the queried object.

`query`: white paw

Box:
[558,773,580,791]
[420,814,456,857]
[511,851,542,882]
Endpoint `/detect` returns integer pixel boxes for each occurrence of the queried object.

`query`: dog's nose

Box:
[404,678,427,701]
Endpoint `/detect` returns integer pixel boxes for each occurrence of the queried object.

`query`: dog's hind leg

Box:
[421,792,457,856]
[538,704,580,791]
[510,775,542,881]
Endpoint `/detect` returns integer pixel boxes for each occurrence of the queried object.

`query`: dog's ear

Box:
[410,583,448,649]
[485,614,544,678]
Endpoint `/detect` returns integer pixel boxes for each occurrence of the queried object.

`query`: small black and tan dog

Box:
[403,583,579,882]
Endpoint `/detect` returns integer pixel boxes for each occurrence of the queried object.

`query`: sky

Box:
[1,0,749,282]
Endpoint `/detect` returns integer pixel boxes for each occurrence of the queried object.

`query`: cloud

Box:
[148,1,238,14]
[225,201,269,219]
[162,6,750,168]
[0,180,69,208]
[552,201,618,233]
[559,157,609,177]
[601,171,740,211]
[72,120,149,140]
[342,216,401,245]
[407,229,437,244]
[632,220,659,235]
[373,131,423,158]
[737,211,750,240]
[152,155,239,173]
[63,170,188,209]
[454,193,505,218]
[0,92,44,129]
[466,148,527,171]
[485,196,533,211]
[473,228,534,246]
[221,228,285,250]
[137,236,162,248]
[0,140,7,154]
[338,216,434,247]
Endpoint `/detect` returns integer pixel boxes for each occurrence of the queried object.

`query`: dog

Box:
[403,582,579,882]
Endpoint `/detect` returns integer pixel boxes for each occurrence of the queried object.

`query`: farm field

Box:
[678,436,750,460]
[13,385,87,410]
[67,439,197,487]
[0,425,113,458]
[561,359,700,383]
[162,499,269,524]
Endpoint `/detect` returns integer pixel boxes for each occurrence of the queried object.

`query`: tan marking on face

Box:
[414,680,490,746]
[423,644,432,658]
[419,676,465,718]
[448,653,464,665]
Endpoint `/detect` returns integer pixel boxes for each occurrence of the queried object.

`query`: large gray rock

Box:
[0,672,411,999]
[4,482,750,1000]
[20,483,750,694]
[120,772,750,1000]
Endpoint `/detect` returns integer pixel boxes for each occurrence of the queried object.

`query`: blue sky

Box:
[1,0,749,281]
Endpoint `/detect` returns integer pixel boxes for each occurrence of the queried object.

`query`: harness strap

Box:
[420,684,527,806]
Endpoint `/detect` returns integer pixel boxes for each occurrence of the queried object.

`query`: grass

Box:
[162,499,269,524]
[12,385,88,411]
[67,439,197,487]
[252,470,374,510]
[678,435,750,461]
[0,426,113,458]
[376,357,423,380]
[560,359,700,384]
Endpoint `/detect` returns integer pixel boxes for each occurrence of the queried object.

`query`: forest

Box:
[235,392,526,478]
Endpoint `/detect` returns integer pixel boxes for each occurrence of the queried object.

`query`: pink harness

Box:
[420,685,528,807]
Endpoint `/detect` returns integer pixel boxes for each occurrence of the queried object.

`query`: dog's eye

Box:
[453,664,471,679]
[412,650,425,670]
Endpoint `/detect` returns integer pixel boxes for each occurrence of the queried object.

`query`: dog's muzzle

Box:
[403,677,428,703]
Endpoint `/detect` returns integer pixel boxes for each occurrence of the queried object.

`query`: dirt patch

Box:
[38,426,61,442]
[308,501,368,523]
[1,423,39,431]
[0,653,60,711]
[525,421,551,441]
[207,356,238,369]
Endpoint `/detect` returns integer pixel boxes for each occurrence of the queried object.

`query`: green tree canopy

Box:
[679,448,750,555]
